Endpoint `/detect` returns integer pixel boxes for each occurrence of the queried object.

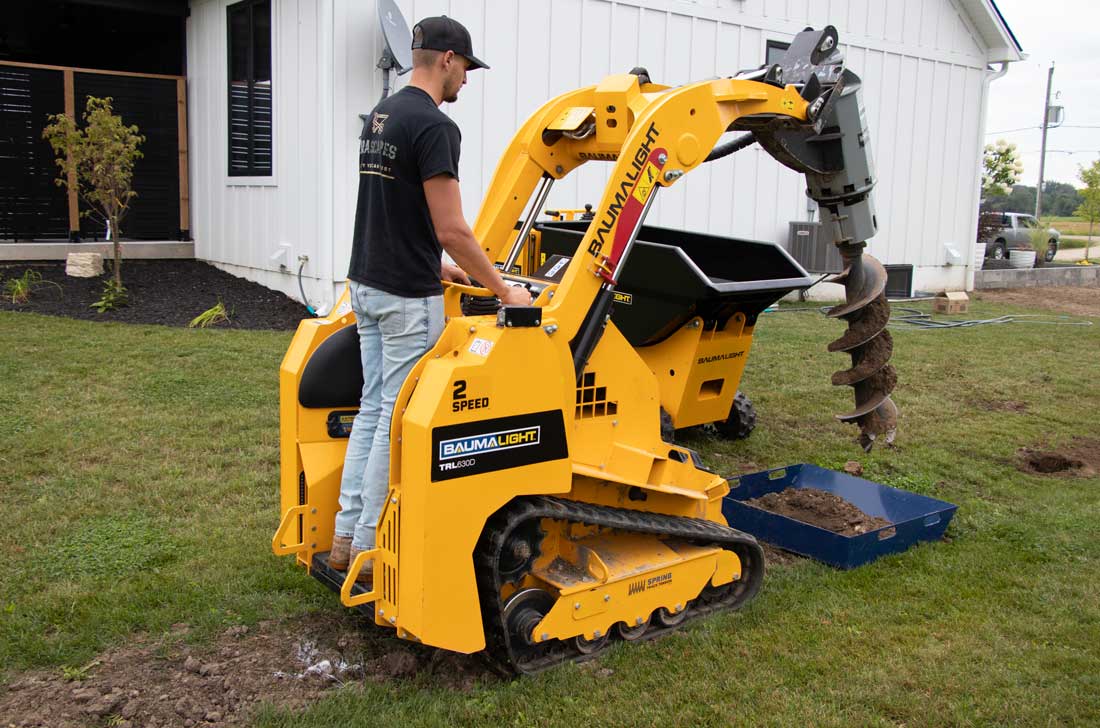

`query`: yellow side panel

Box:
[570,323,722,510]
[396,317,576,653]
[276,285,358,566]
[635,314,755,429]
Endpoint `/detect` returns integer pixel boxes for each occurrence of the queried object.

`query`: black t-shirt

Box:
[347,86,461,297]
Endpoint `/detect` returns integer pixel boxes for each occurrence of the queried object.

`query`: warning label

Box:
[632,162,659,205]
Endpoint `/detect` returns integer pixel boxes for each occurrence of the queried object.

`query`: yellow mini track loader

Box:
[273,26,897,674]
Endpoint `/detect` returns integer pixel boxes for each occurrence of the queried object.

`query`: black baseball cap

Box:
[411,16,489,70]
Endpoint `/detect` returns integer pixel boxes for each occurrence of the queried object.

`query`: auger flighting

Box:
[827,244,898,451]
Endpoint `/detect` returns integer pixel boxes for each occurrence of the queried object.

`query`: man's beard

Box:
[444,91,458,103]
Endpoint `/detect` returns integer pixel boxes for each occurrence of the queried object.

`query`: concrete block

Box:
[65,252,104,278]
[975,265,1100,290]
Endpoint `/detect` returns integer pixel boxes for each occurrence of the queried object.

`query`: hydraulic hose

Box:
[704,132,756,163]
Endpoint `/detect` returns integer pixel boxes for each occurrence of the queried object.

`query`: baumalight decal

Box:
[430,410,568,482]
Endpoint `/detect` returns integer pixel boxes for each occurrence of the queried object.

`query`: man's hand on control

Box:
[499,285,533,306]
[441,262,470,285]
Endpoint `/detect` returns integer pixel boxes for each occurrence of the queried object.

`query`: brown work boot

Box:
[347,546,373,584]
[328,536,353,570]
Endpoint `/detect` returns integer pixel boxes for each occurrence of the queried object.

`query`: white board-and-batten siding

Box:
[186,0,999,311]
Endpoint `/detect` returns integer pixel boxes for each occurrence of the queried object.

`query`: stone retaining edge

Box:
[975,265,1100,289]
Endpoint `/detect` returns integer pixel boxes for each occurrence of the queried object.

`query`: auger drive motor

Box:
[273,26,897,674]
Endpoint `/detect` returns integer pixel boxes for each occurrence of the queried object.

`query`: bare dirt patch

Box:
[0,611,492,728]
[1017,437,1100,477]
[745,487,892,536]
[974,398,1029,413]
[760,542,804,567]
[975,287,1100,318]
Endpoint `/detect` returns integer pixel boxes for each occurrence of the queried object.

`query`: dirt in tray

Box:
[745,487,893,537]
[1017,437,1100,477]
[0,612,492,728]
[0,260,310,330]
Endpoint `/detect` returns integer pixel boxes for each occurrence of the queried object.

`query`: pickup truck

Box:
[981,212,1060,262]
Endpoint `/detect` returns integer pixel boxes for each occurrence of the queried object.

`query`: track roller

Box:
[574,632,610,655]
[616,617,651,641]
[655,605,688,627]
[826,244,898,451]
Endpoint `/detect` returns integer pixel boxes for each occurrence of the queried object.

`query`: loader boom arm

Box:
[472,25,896,448]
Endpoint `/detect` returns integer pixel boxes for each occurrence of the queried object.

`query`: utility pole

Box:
[1035,62,1055,219]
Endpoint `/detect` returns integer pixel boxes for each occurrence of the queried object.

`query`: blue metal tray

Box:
[721,464,957,569]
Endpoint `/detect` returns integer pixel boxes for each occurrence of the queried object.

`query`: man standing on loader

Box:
[330,16,531,579]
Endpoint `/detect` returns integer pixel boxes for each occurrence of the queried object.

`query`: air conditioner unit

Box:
[787,221,843,274]
[884,264,913,299]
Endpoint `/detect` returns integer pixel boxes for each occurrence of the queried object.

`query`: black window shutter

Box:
[227,0,272,176]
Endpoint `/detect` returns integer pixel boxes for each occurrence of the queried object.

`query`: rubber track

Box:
[474,496,765,675]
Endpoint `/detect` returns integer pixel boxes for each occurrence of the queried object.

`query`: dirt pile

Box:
[745,487,892,536]
[1018,437,1100,477]
[0,612,491,727]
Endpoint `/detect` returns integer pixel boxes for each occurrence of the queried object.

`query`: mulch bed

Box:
[744,487,893,536]
[0,260,310,330]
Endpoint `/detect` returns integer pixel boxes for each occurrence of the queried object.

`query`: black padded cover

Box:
[298,324,364,408]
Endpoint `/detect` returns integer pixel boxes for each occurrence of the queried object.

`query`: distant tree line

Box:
[982,182,1083,217]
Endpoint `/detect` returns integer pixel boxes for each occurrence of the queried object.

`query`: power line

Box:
[1020,149,1100,155]
[985,125,1039,135]
[986,124,1100,135]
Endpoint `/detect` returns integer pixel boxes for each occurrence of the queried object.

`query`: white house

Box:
[184,0,1022,312]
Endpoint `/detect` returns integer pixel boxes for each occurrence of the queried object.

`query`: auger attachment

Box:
[826,244,897,451]
[741,26,899,451]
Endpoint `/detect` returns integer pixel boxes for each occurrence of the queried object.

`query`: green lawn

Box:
[2,299,1099,726]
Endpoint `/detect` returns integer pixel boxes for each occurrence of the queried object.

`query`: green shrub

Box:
[3,270,62,304]
[189,300,231,328]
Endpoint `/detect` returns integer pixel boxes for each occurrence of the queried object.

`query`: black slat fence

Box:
[0,61,186,241]
[0,65,70,240]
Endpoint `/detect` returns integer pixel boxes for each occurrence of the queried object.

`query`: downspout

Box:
[967,60,1010,292]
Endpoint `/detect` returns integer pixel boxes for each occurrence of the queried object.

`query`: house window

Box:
[227,0,272,176]
[766,40,789,66]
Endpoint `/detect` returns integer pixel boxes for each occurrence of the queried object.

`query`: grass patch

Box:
[2,297,1099,725]
[42,514,178,580]
[1047,216,1095,236]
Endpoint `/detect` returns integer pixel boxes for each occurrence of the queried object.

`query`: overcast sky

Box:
[985,0,1100,189]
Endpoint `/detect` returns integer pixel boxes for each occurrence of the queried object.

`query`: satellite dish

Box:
[378,0,413,76]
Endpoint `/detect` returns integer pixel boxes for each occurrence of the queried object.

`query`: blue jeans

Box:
[334,281,445,549]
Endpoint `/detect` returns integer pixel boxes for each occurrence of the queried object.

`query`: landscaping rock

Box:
[64,252,103,278]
